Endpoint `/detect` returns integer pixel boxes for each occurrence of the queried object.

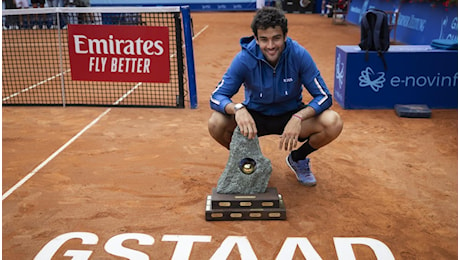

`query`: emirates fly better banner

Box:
[68,24,170,83]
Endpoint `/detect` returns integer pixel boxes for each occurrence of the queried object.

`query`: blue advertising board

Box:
[346,0,457,45]
[334,45,458,109]
[396,3,458,44]
[91,0,259,11]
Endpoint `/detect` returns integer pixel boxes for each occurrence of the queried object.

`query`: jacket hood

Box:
[240,36,258,58]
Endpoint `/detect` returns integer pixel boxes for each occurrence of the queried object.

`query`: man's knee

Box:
[208,112,236,149]
[208,112,222,135]
[208,112,234,136]
[322,110,343,136]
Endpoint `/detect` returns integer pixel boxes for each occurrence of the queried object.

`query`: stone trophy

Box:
[205,127,286,221]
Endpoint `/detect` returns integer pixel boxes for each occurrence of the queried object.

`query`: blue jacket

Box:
[210,36,332,116]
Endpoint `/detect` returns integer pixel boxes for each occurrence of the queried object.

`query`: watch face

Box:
[235,103,244,110]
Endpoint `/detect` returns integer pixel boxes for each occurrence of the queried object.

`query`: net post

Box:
[56,11,66,107]
[180,6,198,109]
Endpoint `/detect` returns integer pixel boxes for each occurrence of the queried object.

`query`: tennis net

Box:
[2,6,196,108]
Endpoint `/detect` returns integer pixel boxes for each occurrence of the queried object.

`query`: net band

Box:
[2,6,182,15]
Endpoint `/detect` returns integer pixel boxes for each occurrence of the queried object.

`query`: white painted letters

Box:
[104,233,154,260]
[276,237,322,260]
[210,236,257,260]
[35,232,395,259]
[34,232,98,260]
[334,237,395,260]
[162,235,212,260]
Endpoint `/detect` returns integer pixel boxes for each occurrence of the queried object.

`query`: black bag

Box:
[359,9,390,69]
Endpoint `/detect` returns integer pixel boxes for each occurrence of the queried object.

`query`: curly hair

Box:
[251,7,288,38]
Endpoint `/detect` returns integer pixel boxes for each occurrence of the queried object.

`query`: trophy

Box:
[205,127,286,221]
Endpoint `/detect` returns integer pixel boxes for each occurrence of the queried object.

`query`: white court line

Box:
[2,24,209,200]
[193,25,209,40]
[2,69,71,102]
[113,82,143,105]
[2,108,112,200]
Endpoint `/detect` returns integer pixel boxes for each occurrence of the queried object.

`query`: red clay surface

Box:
[2,12,458,259]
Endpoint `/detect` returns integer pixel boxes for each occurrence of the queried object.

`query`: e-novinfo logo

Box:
[359,67,385,92]
[358,67,458,93]
[335,53,345,89]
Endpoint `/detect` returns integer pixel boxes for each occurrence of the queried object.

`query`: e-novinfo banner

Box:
[68,24,170,83]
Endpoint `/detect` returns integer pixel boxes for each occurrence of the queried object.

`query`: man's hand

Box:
[279,115,302,151]
[235,108,257,139]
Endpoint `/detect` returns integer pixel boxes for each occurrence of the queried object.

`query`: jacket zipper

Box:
[272,67,276,103]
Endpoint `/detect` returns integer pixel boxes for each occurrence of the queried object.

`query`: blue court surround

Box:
[346,0,457,45]
[91,0,261,11]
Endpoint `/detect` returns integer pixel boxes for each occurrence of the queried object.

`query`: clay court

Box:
[2,11,458,259]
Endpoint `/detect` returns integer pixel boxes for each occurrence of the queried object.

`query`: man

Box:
[31,0,45,29]
[4,0,20,29]
[208,7,343,186]
[46,0,65,29]
[13,0,29,28]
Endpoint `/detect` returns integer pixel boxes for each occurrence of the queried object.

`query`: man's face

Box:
[256,26,286,67]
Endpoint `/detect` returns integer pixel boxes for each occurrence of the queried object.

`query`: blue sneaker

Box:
[286,154,317,186]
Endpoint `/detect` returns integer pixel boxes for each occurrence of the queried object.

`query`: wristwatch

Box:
[234,103,245,113]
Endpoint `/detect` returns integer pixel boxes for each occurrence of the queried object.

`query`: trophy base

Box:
[205,187,286,221]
